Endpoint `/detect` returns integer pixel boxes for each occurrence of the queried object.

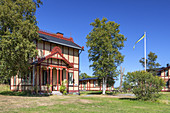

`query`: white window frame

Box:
[69,73,73,86]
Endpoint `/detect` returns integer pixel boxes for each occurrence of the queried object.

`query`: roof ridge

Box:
[38,30,74,42]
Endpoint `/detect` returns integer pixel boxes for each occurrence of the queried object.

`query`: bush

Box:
[46,84,52,93]
[59,80,67,95]
[123,71,165,101]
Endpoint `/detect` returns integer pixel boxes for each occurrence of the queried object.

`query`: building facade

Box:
[79,77,114,91]
[10,30,84,93]
[159,65,170,92]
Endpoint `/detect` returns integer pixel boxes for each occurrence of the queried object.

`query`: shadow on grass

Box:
[86,91,102,95]
[119,98,137,101]
[80,91,116,95]
[0,91,49,97]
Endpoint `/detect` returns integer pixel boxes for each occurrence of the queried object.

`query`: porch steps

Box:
[52,91,62,95]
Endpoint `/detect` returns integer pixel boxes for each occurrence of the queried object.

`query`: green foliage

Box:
[86,17,126,94]
[123,71,165,101]
[122,81,131,92]
[59,80,67,95]
[139,51,161,75]
[46,84,52,93]
[0,0,42,81]
[79,73,92,79]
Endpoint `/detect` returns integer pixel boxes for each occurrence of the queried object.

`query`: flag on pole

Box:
[133,34,146,49]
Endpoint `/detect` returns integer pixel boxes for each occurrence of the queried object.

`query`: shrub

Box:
[59,80,67,95]
[123,71,165,101]
[47,84,52,93]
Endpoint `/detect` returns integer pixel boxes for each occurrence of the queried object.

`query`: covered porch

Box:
[34,46,74,92]
[38,65,73,92]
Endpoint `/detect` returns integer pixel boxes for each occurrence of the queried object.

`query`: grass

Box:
[0,85,170,113]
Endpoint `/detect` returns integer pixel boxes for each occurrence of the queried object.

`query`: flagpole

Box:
[144,32,146,71]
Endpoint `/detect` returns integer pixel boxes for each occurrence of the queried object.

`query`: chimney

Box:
[56,32,63,37]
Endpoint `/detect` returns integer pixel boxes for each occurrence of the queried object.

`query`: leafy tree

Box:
[0,0,42,81]
[139,51,160,75]
[123,71,165,101]
[86,17,126,94]
[79,73,92,79]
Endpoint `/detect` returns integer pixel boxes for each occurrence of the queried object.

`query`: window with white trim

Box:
[14,76,16,85]
[43,70,47,85]
[69,73,73,86]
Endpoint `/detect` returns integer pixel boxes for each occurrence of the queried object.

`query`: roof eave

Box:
[41,38,83,50]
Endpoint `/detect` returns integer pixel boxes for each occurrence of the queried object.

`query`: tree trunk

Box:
[102,77,107,95]
[119,66,125,91]
[102,78,105,94]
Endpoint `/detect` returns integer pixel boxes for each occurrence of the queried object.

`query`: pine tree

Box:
[86,17,126,94]
[0,0,42,81]
[139,51,160,75]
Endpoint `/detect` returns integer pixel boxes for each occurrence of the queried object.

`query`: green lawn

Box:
[0,85,170,113]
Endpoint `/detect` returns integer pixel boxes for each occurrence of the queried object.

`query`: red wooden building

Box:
[79,77,114,91]
[158,64,170,92]
[10,30,84,93]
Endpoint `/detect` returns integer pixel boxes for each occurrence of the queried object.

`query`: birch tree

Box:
[86,17,126,94]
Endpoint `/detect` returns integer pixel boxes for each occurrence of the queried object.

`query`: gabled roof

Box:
[32,46,73,68]
[38,30,84,50]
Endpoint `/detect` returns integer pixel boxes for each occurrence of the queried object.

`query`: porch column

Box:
[57,68,59,91]
[50,67,52,91]
[39,65,41,92]
[66,69,68,91]
[47,68,49,91]
[60,68,62,85]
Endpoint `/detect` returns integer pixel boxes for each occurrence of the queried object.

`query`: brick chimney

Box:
[56,32,63,37]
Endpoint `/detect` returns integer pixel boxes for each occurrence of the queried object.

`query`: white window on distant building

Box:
[14,76,16,85]
[94,81,96,87]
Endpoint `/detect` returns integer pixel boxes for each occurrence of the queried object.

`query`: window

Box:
[43,70,47,85]
[94,81,96,87]
[28,72,32,84]
[14,76,16,85]
[165,70,168,76]
[83,82,86,85]
[69,73,73,86]
[22,76,26,84]
[58,70,60,84]
[63,70,66,79]
[165,80,169,88]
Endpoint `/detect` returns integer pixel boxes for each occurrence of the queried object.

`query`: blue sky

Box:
[36,0,170,87]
